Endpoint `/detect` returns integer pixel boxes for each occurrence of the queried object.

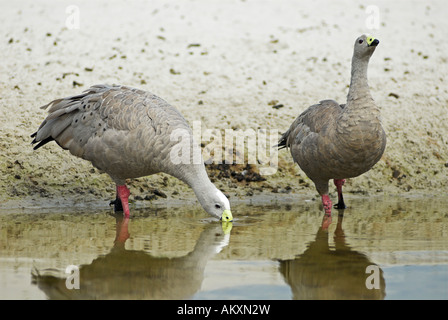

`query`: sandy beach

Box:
[1,0,447,209]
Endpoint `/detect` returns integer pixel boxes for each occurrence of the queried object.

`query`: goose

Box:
[278,35,386,218]
[31,84,233,222]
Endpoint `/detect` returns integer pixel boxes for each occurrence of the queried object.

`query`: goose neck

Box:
[181,165,214,198]
[346,56,372,104]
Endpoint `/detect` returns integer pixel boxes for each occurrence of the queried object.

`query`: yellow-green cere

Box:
[367,36,376,46]
[221,209,233,222]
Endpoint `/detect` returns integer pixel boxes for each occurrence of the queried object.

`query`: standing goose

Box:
[278,35,386,218]
[31,84,233,222]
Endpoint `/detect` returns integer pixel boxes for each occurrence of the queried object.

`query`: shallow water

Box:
[1,195,447,300]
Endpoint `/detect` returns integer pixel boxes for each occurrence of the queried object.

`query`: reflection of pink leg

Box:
[321,194,332,216]
[333,179,347,209]
[116,185,131,217]
[321,194,332,229]
[321,214,332,230]
[114,217,130,246]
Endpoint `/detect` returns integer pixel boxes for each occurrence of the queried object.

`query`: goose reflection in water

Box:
[32,215,232,300]
[279,213,386,300]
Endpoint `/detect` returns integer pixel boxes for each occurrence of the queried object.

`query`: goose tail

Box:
[276,131,289,150]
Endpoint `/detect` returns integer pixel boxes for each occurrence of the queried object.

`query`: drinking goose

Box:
[278,35,386,218]
[31,84,233,221]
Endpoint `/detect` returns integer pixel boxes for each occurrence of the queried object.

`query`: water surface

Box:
[1,195,447,300]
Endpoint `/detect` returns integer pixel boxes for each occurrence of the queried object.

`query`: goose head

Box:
[197,187,233,222]
[353,34,379,59]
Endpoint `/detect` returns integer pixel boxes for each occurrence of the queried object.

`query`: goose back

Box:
[32,84,196,184]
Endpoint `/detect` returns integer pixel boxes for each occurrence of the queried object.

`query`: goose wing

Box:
[32,84,191,180]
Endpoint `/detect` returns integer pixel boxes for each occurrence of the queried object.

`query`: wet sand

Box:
[0,0,447,209]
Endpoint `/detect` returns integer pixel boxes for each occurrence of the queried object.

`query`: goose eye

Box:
[215,204,221,209]
[358,39,364,44]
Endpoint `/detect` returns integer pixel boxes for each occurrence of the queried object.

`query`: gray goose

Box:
[279,35,386,219]
[31,84,233,222]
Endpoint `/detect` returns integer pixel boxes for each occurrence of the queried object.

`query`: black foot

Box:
[334,193,347,210]
[334,202,347,210]
[109,197,123,212]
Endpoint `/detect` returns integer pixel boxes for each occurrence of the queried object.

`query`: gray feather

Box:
[280,35,386,197]
[31,84,232,220]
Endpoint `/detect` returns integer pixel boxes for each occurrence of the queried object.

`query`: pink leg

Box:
[333,179,347,209]
[116,185,131,217]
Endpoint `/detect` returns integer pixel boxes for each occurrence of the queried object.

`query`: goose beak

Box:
[221,209,233,222]
[367,37,379,47]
